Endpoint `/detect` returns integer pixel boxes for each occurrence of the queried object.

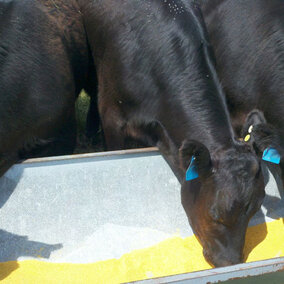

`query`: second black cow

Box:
[80,0,269,267]
[200,0,284,178]
[0,0,94,175]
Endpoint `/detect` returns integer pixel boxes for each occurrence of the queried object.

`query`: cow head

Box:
[179,140,265,267]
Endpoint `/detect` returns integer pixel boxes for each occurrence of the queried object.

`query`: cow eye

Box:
[210,210,228,226]
[212,207,240,227]
[216,216,236,228]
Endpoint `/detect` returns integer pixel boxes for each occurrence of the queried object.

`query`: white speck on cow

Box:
[142,0,185,23]
[164,0,185,18]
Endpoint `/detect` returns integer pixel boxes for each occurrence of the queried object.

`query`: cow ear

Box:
[241,109,266,138]
[179,140,212,180]
[242,110,282,164]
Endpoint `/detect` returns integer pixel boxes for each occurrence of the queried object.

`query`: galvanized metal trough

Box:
[0,147,284,283]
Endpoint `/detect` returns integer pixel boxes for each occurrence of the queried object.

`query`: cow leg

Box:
[42,114,77,157]
[100,107,126,151]
[101,121,125,151]
[19,111,77,159]
[48,112,77,157]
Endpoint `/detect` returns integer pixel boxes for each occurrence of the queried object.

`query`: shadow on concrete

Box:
[0,230,62,281]
[243,221,267,262]
[243,162,284,261]
[0,166,62,280]
[0,166,23,210]
[0,229,63,262]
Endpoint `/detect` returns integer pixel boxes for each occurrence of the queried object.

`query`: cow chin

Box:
[190,216,247,267]
[203,246,242,267]
[201,230,245,267]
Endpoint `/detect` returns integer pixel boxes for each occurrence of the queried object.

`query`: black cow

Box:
[199,1,284,145]
[80,0,267,267]
[199,0,284,174]
[0,0,95,176]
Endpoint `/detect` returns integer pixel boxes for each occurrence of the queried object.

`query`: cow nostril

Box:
[203,247,243,267]
[212,255,242,267]
[218,253,242,267]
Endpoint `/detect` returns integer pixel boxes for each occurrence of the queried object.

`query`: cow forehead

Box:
[210,176,261,216]
[214,150,259,172]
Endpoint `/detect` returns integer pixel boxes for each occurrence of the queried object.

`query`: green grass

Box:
[75,91,104,154]
[75,91,90,134]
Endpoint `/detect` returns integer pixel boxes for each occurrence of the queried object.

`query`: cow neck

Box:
[157,105,235,155]
[156,73,235,155]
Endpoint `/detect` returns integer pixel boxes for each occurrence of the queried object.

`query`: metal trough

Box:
[0,148,284,283]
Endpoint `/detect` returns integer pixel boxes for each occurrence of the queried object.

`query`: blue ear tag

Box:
[186,156,199,181]
[262,148,281,164]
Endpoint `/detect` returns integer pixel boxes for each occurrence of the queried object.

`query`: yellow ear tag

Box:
[244,134,251,142]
